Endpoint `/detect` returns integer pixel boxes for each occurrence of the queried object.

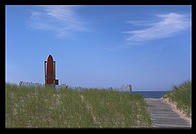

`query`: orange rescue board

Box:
[46,55,54,84]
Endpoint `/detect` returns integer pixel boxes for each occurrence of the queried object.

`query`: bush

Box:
[163,81,192,118]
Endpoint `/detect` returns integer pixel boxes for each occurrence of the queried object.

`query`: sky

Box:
[6,5,192,91]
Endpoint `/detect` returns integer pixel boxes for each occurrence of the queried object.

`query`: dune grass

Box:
[162,81,192,118]
[6,83,152,128]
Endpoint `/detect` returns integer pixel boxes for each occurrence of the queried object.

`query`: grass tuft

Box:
[163,81,192,118]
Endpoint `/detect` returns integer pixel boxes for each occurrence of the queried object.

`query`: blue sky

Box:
[6,5,192,91]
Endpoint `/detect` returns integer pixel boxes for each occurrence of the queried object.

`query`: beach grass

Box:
[6,83,152,128]
[162,81,192,118]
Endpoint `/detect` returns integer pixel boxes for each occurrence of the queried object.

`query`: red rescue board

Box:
[46,55,54,84]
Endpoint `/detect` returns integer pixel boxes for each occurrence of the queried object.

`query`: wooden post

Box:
[44,61,47,85]
[128,84,132,94]
[53,61,55,84]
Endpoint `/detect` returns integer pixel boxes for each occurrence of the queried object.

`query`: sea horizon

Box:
[132,91,169,98]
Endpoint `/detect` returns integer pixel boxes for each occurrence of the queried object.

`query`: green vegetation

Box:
[162,81,192,118]
[6,83,152,128]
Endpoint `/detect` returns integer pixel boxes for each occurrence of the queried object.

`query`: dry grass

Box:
[6,83,152,128]
[162,81,192,118]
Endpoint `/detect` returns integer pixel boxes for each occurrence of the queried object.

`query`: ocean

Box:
[132,91,169,98]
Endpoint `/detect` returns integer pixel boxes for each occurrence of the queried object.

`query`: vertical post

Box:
[44,61,47,85]
[54,61,55,84]
[53,61,55,88]
[128,84,132,95]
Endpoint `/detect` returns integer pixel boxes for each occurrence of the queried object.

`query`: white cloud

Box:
[124,13,190,43]
[27,5,87,38]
